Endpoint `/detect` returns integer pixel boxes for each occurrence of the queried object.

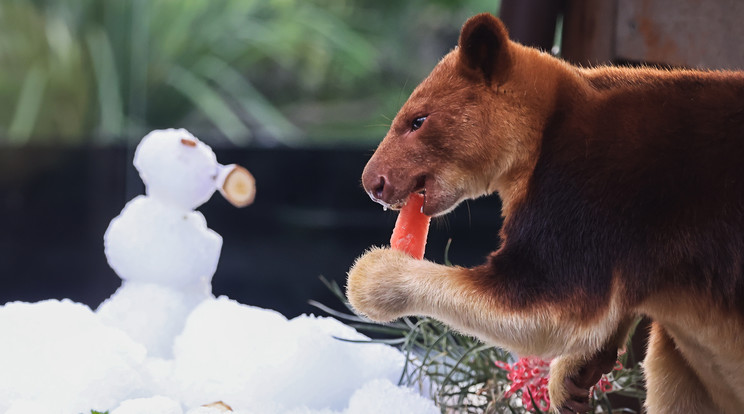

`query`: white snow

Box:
[111,397,183,414]
[0,299,148,413]
[134,128,221,212]
[169,298,407,411]
[0,129,439,413]
[99,195,220,357]
[0,297,438,414]
[99,129,229,359]
[104,195,222,288]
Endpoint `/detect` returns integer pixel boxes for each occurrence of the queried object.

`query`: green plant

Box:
[0,0,372,145]
[0,0,500,146]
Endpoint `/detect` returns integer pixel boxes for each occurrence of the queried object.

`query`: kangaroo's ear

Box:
[458,13,512,85]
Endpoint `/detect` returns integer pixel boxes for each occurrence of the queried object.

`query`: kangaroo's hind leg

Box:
[644,322,718,414]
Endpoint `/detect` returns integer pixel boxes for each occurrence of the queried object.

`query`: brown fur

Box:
[347,13,744,413]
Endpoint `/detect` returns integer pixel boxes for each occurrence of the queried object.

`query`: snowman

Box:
[97,128,255,358]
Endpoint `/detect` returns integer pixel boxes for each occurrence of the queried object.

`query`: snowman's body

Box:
[98,196,221,358]
[97,129,253,358]
[103,195,221,290]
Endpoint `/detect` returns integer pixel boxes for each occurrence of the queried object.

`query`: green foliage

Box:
[0,0,500,146]
[314,275,646,413]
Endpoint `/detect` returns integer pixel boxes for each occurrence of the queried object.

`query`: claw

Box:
[560,397,593,413]
[564,376,591,402]
[559,376,592,413]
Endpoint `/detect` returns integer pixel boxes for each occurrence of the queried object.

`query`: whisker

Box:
[397,77,411,108]
[365,122,392,128]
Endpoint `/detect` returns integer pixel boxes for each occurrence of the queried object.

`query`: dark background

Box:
[0,147,504,317]
[2,0,737,326]
[0,1,509,318]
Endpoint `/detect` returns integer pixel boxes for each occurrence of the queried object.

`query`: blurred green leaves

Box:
[0,0,499,146]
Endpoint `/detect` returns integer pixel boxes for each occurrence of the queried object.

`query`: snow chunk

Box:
[97,281,210,358]
[5,400,60,414]
[111,396,183,414]
[285,314,406,409]
[347,379,439,414]
[170,297,295,408]
[170,297,406,412]
[0,300,148,413]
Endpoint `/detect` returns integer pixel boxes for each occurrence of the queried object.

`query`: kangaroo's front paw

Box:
[346,247,415,322]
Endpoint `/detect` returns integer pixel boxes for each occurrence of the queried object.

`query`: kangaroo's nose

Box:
[362,166,394,205]
[372,175,386,200]
[364,173,390,202]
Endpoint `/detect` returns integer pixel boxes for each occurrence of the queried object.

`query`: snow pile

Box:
[0,299,148,412]
[0,297,436,414]
[0,130,438,414]
[168,297,409,411]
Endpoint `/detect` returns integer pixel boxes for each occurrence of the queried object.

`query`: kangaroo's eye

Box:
[411,116,427,131]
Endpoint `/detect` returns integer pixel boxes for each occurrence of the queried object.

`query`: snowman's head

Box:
[134,129,255,211]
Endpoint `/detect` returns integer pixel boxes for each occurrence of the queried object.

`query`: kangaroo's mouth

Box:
[363,162,467,217]
[412,175,427,194]
[392,175,428,211]
[411,175,465,218]
[410,175,427,209]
